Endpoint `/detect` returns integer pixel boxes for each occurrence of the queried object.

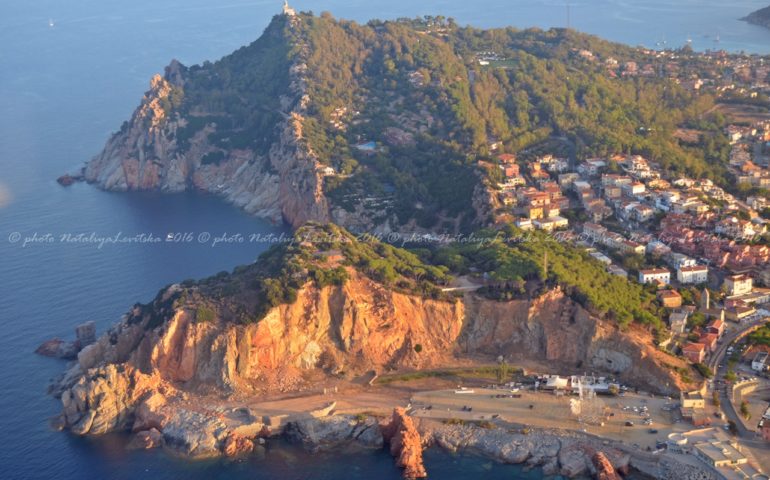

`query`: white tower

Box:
[282,0,296,16]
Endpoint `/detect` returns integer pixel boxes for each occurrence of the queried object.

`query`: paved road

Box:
[709,317,770,463]
[707,317,767,371]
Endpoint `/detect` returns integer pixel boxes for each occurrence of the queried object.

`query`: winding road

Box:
[709,316,770,466]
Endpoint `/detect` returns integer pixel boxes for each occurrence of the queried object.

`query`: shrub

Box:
[694,363,713,379]
[195,306,216,323]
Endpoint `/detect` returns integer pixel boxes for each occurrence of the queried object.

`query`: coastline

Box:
[48,363,716,480]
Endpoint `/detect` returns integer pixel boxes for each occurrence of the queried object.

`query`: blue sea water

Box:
[1,0,769,478]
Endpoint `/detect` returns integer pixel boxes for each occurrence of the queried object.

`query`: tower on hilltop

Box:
[282,0,296,16]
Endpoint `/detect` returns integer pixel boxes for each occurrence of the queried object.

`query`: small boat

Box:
[48,18,54,27]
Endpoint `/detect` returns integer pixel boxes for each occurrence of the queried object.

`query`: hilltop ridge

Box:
[76,10,721,233]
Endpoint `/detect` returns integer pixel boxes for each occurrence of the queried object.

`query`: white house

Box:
[623,182,646,197]
[752,352,768,372]
[589,251,612,265]
[668,253,697,270]
[655,190,681,211]
[630,204,655,222]
[515,218,533,230]
[724,274,753,296]
[533,216,569,232]
[638,268,670,285]
[677,265,709,284]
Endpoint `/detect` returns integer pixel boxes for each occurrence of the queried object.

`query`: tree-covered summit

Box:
[152,11,726,230]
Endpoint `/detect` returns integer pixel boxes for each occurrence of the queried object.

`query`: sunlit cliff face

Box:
[0,183,11,209]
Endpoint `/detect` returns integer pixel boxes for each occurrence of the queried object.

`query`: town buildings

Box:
[753,352,769,372]
[724,275,753,297]
[639,268,671,285]
[677,265,709,284]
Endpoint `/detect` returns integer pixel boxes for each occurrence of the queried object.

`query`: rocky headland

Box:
[742,5,770,30]
[44,224,696,479]
[41,6,742,479]
[80,53,328,229]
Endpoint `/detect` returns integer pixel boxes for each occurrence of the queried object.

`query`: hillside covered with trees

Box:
[152,11,727,231]
[138,223,669,339]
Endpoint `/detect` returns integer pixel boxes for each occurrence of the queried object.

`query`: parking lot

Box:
[410,387,695,449]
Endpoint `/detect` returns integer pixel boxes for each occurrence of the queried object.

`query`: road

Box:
[709,316,770,470]
[440,275,483,293]
[707,316,767,371]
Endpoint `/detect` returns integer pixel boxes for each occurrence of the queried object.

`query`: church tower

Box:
[700,287,710,311]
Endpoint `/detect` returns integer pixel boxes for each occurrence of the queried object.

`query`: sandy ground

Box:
[409,387,690,450]
[173,371,770,472]
[200,376,688,450]
[739,384,770,431]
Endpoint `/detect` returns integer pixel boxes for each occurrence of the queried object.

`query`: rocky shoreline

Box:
[47,369,716,480]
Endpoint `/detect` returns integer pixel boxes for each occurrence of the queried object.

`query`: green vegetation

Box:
[354,413,369,423]
[307,265,349,287]
[444,418,466,426]
[687,311,707,330]
[150,13,734,230]
[740,400,750,420]
[712,391,720,408]
[134,221,673,341]
[194,305,216,323]
[164,15,294,154]
[694,363,713,379]
[747,322,770,347]
[133,223,454,327]
[376,364,524,384]
[423,225,663,331]
[496,360,510,383]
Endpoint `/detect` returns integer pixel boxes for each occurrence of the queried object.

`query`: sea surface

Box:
[1,1,769,478]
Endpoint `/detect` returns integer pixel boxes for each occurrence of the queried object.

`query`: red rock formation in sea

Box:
[381,408,427,479]
[592,451,623,480]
